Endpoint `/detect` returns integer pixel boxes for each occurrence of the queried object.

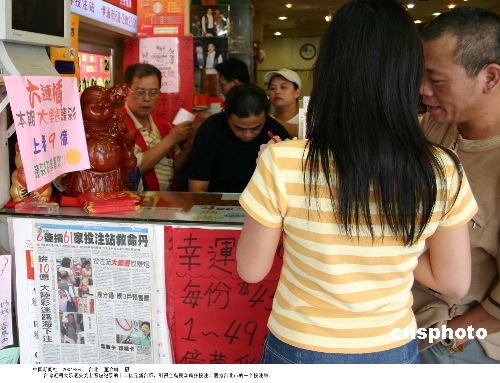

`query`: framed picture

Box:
[193,37,228,69]
[191,5,229,38]
[299,43,317,60]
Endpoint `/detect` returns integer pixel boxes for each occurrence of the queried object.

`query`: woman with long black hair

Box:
[237,0,477,364]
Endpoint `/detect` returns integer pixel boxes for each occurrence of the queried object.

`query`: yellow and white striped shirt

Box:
[240,139,477,353]
[125,104,175,191]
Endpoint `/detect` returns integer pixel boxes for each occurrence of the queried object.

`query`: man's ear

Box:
[483,63,500,94]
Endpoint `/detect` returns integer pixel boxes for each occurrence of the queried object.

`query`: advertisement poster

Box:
[137,0,185,37]
[139,37,179,93]
[4,76,90,192]
[78,52,112,92]
[165,226,283,363]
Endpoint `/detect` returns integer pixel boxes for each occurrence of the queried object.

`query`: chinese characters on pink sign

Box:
[4,76,90,192]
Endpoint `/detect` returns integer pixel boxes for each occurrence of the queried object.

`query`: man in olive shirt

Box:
[413,7,500,363]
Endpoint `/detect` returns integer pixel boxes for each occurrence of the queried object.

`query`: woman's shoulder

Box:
[267,139,308,160]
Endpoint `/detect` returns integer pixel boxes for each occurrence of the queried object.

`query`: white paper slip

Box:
[172,107,196,125]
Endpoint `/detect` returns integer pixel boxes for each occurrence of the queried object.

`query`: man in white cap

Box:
[264,68,302,137]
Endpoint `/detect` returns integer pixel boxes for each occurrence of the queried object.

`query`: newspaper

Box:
[32,221,157,363]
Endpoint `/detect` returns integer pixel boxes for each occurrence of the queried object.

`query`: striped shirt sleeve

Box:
[438,155,478,230]
[239,144,287,228]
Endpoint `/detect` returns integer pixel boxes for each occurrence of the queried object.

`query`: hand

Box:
[168,121,195,144]
[256,137,282,164]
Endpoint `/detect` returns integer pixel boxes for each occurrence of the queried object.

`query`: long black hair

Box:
[305,0,450,245]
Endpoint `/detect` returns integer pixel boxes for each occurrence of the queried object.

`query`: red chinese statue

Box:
[63,85,137,194]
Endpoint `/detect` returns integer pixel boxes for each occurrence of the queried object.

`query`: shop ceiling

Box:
[252,0,500,39]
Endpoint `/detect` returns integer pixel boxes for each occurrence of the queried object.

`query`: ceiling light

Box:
[447,3,456,9]
[278,16,287,20]
[274,31,282,36]
[414,20,422,24]
[407,3,415,9]
[432,12,441,16]
[285,3,293,8]
[325,15,332,22]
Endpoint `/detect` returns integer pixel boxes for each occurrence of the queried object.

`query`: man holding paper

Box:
[119,63,196,191]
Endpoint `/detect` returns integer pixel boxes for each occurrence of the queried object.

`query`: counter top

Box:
[0,192,245,226]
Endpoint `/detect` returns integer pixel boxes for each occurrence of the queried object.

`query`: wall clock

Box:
[299,43,316,60]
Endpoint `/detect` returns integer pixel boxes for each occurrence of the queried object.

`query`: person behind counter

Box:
[265,68,301,138]
[118,63,195,191]
[237,0,477,364]
[215,58,250,97]
[188,84,290,193]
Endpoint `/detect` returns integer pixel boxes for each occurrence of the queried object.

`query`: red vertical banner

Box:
[137,0,185,37]
[124,37,194,124]
[164,226,283,364]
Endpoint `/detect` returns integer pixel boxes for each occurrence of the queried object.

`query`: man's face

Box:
[420,35,485,125]
[126,74,161,119]
[208,43,215,53]
[227,112,266,142]
[218,75,240,96]
[67,315,75,324]
[141,324,150,336]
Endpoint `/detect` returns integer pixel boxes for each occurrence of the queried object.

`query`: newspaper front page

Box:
[33,221,156,363]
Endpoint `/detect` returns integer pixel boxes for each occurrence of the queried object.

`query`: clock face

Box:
[300,43,316,60]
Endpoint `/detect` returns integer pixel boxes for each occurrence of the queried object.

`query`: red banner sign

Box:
[165,226,283,363]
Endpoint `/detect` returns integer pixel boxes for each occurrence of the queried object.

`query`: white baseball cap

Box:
[264,68,302,89]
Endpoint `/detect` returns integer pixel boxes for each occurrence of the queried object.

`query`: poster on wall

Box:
[3,76,90,192]
[193,38,228,70]
[137,0,185,37]
[165,226,283,363]
[190,5,228,38]
[78,52,112,92]
[139,37,179,93]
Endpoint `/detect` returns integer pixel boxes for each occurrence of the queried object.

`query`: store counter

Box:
[0,191,245,226]
[0,192,282,364]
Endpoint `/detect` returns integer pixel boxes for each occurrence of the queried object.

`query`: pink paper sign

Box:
[4,76,90,192]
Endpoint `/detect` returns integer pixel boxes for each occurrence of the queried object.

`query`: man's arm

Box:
[188,180,209,193]
[139,121,194,174]
[448,306,500,346]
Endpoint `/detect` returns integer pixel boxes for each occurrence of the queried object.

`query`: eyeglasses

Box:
[128,87,161,99]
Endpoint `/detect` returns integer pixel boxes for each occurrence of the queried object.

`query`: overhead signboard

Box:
[71,0,138,34]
